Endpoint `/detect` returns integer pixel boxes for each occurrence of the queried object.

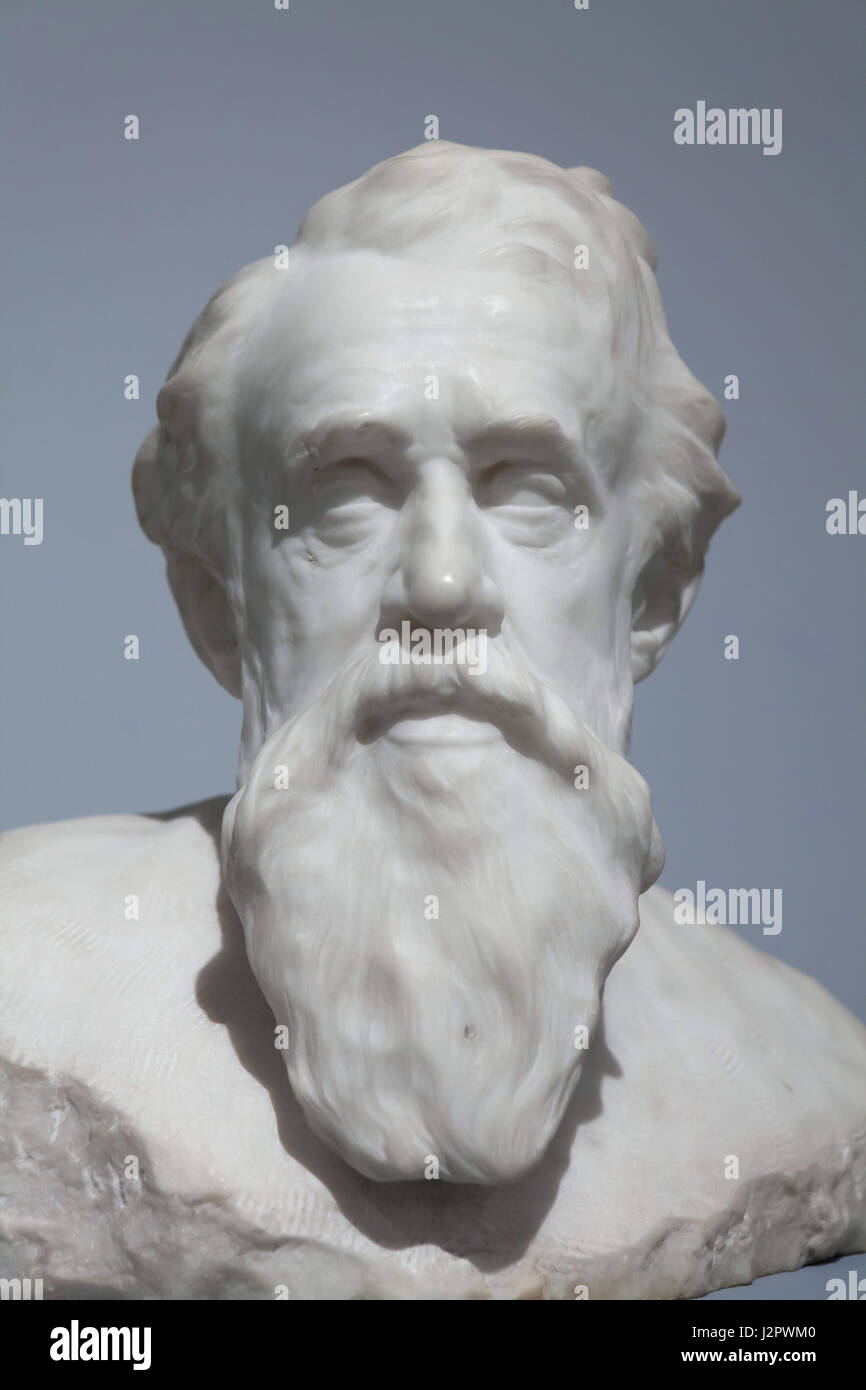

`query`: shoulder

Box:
[0,797,230,929]
[0,798,232,1064]
[615,882,866,1104]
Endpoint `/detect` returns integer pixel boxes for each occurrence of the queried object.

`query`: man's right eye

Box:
[311,457,390,503]
[304,459,397,549]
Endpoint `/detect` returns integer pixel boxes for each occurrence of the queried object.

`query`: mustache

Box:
[355,637,591,782]
[230,637,664,896]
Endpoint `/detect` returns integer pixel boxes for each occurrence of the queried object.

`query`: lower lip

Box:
[383,715,503,748]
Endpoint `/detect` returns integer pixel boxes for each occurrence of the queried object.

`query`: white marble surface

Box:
[1,797,863,1299]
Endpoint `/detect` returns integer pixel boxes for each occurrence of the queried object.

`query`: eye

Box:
[305,456,396,552]
[476,460,569,508]
[474,460,575,548]
[311,456,389,504]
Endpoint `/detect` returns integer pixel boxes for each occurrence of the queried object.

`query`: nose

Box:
[380,458,503,635]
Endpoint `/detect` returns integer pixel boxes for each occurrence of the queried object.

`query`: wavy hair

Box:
[134,140,739,618]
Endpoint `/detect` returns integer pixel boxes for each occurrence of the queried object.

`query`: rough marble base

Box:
[1,798,864,1299]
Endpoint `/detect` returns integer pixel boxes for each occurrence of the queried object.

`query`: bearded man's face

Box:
[220,251,664,1183]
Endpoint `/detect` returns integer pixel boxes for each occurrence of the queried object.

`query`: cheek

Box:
[240,544,385,699]
[247,523,385,620]
[497,540,629,686]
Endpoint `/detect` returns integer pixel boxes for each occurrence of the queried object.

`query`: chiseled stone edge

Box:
[2,1056,864,1301]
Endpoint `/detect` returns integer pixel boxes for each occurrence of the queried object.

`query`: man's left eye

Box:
[476,462,568,509]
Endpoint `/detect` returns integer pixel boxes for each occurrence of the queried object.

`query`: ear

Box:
[166,552,242,698]
[630,550,704,684]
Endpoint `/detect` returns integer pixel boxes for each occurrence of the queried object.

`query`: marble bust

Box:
[1,141,863,1299]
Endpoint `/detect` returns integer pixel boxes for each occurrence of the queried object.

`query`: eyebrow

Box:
[301,414,412,463]
[461,416,579,460]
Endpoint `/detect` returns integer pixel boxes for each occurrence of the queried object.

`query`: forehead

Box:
[237,252,622,452]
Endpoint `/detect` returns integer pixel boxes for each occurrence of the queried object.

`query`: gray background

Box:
[1,0,863,1300]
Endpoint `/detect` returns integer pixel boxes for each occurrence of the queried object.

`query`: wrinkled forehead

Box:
[233,251,638,466]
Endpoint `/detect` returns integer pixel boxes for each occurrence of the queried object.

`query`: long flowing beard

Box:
[221,642,663,1183]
